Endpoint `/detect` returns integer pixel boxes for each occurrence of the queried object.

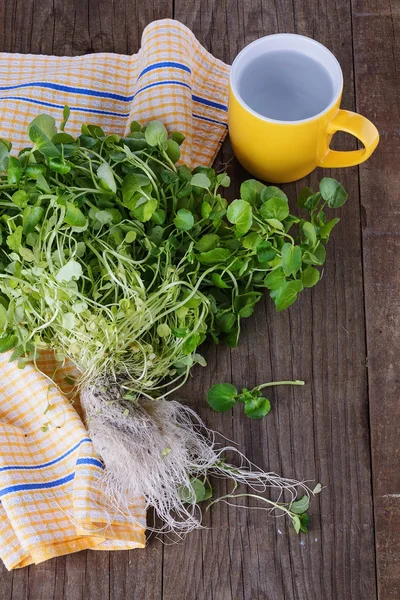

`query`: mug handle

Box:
[318,109,379,168]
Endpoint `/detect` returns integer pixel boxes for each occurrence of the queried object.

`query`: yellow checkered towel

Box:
[0,18,230,570]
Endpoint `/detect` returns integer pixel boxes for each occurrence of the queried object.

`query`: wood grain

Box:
[352,0,400,597]
[0,0,396,597]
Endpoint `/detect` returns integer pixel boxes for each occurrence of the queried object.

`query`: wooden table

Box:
[0,1,398,599]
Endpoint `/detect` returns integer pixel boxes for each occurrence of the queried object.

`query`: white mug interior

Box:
[230,33,343,124]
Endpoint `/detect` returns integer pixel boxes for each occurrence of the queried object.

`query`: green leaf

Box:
[227,199,252,237]
[265,218,284,231]
[197,248,231,265]
[64,202,87,228]
[235,292,262,318]
[125,231,137,243]
[261,186,288,203]
[243,395,271,419]
[157,323,171,338]
[49,157,71,174]
[11,190,28,208]
[23,206,44,234]
[195,234,219,252]
[152,208,166,225]
[0,304,8,330]
[256,241,276,263]
[201,202,212,219]
[7,226,23,252]
[296,186,313,209]
[178,478,210,504]
[19,246,34,262]
[0,139,10,170]
[292,515,301,534]
[290,495,310,515]
[264,267,286,290]
[240,179,265,205]
[145,120,168,146]
[211,273,230,289]
[242,232,262,250]
[172,131,185,146]
[191,172,211,189]
[217,173,230,188]
[270,279,303,312]
[165,139,181,163]
[281,243,302,277]
[55,259,82,282]
[319,217,340,240]
[60,105,71,131]
[97,162,116,193]
[0,334,18,353]
[133,198,157,222]
[122,173,151,205]
[319,177,348,208]
[302,266,320,288]
[260,197,289,221]
[182,332,201,354]
[207,383,237,412]
[302,222,317,247]
[217,312,236,333]
[27,114,60,158]
[7,156,22,185]
[174,208,194,231]
[36,173,51,193]
[130,121,142,133]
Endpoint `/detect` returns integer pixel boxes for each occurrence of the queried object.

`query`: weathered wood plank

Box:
[352,0,400,597]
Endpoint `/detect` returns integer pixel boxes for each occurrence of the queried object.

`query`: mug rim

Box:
[230,33,344,125]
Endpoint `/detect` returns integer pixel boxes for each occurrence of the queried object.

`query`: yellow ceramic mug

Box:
[229,34,379,183]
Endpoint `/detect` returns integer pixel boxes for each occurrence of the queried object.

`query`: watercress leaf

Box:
[64,202,87,228]
[292,515,301,534]
[266,218,284,231]
[195,234,219,252]
[49,157,71,174]
[197,248,231,265]
[7,226,23,252]
[270,279,303,312]
[165,139,181,163]
[145,120,168,146]
[242,232,262,250]
[133,197,158,222]
[36,173,51,193]
[12,190,28,208]
[7,156,22,185]
[191,172,211,189]
[217,173,231,188]
[95,210,113,225]
[28,114,60,158]
[157,323,171,338]
[174,208,194,231]
[124,231,137,244]
[207,383,237,412]
[211,273,230,289]
[260,197,289,221]
[243,395,271,419]
[0,304,7,330]
[60,105,70,131]
[299,513,310,532]
[130,120,142,133]
[172,131,185,146]
[217,312,236,333]
[97,162,116,193]
[227,199,252,237]
[122,173,151,205]
[0,334,18,353]
[178,478,207,504]
[304,192,321,210]
[25,164,46,180]
[182,332,201,354]
[297,186,313,209]
[313,243,326,265]
[302,266,320,288]
[290,495,310,515]
[224,326,240,348]
[264,267,286,290]
[256,241,276,264]
[19,246,34,262]
[0,139,10,170]
[55,258,82,282]
[319,217,340,240]
[302,221,317,247]
[23,206,44,234]
[235,292,262,318]
[240,179,265,205]
[281,243,302,276]
[319,177,348,208]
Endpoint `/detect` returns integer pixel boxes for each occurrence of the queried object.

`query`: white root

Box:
[81,378,311,536]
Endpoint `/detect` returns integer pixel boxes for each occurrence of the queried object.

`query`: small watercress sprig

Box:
[207,380,305,418]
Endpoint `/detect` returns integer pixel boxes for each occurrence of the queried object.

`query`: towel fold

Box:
[0,18,230,569]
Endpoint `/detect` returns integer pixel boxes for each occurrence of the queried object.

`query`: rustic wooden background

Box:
[0,0,398,599]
